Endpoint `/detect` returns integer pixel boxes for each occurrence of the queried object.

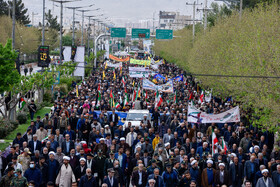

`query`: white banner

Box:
[129,67,155,78]
[129,67,151,72]
[187,105,240,124]
[143,79,174,93]
[73,46,85,77]
[63,46,71,62]
[129,71,155,78]
[106,61,122,68]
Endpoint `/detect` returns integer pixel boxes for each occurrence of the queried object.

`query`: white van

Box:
[123,110,151,129]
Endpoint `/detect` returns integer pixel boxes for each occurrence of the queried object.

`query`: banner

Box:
[129,71,155,78]
[129,67,155,78]
[129,67,150,72]
[130,59,151,66]
[95,111,127,126]
[73,46,85,77]
[143,79,174,93]
[109,54,130,62]
[187,105,240,124]
[106,61,122,68]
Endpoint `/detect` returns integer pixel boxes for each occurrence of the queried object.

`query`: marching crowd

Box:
[0,57,279,187]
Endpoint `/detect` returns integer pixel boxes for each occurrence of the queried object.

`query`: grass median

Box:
[0,107,52,151]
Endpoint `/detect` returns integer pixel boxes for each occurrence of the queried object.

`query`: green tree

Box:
[0,39,21,93]
[62,35,72,46]
[45,9,60,31]
[0,0,8,16]
[8,0,30,25]
[154,3,280,131]
[207,3,232,27]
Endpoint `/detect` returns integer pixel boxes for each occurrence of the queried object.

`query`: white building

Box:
[159,11,191,30]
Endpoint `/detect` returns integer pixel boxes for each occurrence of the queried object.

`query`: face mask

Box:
[30,164,35,168]
[115,165,119,168]
[14,173,18,177]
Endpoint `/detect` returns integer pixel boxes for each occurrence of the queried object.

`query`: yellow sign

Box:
[130,59,151,66]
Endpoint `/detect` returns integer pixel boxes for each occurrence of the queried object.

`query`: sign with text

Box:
[132,28,150,39]
[38,46,50,67]
[156,29,173,40]
[111,27,126,38]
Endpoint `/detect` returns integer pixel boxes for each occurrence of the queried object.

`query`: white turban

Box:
[63,156,70,161]
[207,159,213,165]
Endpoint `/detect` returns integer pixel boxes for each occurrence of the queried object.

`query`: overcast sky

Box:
[23,0,221,26]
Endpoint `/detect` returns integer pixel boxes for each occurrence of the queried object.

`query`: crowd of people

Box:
[0,56,279,187]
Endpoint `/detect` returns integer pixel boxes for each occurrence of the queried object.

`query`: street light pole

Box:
[52,0,81,64]
[12,0,15,49]
[72,8,75,46]
[204,0,207,31]
[42,0,45,45]
[78,8,99,46]
[186,1,202,43]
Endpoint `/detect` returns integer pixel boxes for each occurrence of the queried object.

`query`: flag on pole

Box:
[132,80,135,87]
[174,91,177,104]
[221,137,227,154]
[189,92,194,101]
[122,77,125,87]
[125,91,129,105]
[154,89,163,109]
[105,61,107,70]
[19,98,26,110]
[145,90,148,102]
[110,89,115,108]
[76,85,79,97]
[103,71,105,80]
[200,90,204,103]
[120,65,122,74]
[96,84,101,108]
[212,129,218,156]
[113,70,116,80]
[115,102,121,109]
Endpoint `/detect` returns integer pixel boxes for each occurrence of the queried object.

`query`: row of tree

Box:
[154,2,280,130]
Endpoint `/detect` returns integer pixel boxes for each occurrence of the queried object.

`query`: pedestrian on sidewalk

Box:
[24,65,28,76]
[29,65,33,75]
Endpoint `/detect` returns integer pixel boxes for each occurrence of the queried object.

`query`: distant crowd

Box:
[0,57,279,187]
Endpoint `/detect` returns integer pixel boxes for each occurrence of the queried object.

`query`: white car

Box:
[123,110,151,130]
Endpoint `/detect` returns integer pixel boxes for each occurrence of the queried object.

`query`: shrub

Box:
[16,112,28,124]
[0,120,19,139]
[43,92,52,103]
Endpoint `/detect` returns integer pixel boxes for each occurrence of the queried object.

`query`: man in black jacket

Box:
[229,156,243,187]
[94,150,106,185]
[61,134,75,155]
[28,134,42,154]
[109,109,119,126]
[75,158,87,183]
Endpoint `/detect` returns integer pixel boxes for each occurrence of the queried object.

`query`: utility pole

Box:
[67,4,95,46]
[12,0,15,49]
[42,0,45,45]
[204,0,207,31]
[51,0,76,65]
[78,7,99,46]
[153,12,155,35]
[239,0,243,21]
[186,1,202,42]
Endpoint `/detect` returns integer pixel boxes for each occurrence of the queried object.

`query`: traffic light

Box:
[38,46,50,67]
